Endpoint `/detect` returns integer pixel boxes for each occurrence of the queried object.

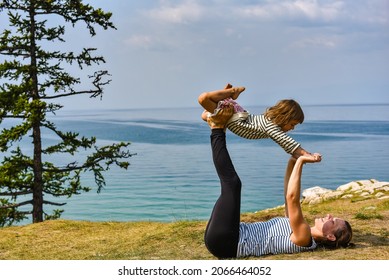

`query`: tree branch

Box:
[40,89,102,100]
[0,190,33,196]
[43,200,66,206]
[0,200,33,209]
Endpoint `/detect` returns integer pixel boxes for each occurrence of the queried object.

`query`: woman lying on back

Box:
[204,106,352,259]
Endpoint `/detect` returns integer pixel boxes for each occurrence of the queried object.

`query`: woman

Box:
[204,106,352,259]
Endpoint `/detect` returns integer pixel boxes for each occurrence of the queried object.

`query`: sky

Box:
[2,0,389,109]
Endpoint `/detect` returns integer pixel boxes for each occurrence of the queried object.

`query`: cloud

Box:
[346,0,389,25]
[139,1,388,29]
[290,35,340,49]
[123,34,179,52]
[121,0,388,58]
[235,0,343,22]
[145,0,205,24]
[124,35,154,49]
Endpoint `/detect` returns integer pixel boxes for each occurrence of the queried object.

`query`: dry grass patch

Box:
[0,197,387,260]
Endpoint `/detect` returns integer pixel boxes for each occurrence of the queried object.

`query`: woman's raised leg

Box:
[204,108,242,259]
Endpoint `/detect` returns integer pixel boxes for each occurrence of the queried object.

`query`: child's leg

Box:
[198,85,245,114]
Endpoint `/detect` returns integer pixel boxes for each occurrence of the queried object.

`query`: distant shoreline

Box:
[56,103,389,112]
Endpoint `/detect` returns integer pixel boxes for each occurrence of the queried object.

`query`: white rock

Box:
[308,197,323,205]
[375,192,385,198]
[359,192,370,197]
[280,179,388,208]
[337,179,378,192]
[323,191,343,200]
[302,186,332,198]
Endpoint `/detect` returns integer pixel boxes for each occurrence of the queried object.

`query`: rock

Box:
[337,179,377,192]
[302,186,332,204]
[322,190,343,200]
[301,179,389,205]
[308,197,324,205]
[375,192,385,198]
[359,192,370,197]
[368,181,389,193]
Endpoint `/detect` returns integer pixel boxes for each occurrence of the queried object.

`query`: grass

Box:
[0,197,388,260]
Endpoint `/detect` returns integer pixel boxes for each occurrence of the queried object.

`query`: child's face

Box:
[281,120,299,132]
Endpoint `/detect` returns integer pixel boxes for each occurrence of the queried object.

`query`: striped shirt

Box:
[237,217,317,257]
[227,113,300,154]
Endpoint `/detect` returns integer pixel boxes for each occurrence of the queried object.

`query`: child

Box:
[198,84,313,158]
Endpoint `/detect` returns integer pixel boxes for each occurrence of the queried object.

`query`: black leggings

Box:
[204,129,241,259]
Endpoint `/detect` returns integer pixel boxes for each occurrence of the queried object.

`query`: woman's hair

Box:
[264,99,304,127]
[322,220,353,249]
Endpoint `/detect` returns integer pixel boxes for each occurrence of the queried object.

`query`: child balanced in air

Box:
[198,83,314,158]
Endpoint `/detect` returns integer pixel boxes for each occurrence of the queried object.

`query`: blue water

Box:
[3,104,389,223]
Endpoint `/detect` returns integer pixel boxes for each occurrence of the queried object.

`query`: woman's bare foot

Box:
[207,106,234,130]
[201,110,209,122]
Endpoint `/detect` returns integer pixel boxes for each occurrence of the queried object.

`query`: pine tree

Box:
[0,0,134,226]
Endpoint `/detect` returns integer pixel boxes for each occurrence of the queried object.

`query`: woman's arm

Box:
[284,157,296,218]
[286,154,321,246]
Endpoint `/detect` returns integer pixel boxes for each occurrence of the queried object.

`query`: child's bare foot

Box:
[207,106,234,129]
[224,83,245,99]
[231,87,245,100]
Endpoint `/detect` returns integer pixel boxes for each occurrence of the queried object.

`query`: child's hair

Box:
[264,99,304,127]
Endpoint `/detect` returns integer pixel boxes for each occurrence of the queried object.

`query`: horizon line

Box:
[60,102,389,112]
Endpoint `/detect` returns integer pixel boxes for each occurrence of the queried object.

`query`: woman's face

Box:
[314,214,346,236]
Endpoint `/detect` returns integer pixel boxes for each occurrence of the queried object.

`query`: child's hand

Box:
[312,153,322,162]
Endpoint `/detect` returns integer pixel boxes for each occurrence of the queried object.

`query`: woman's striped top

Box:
[237,217,317,257]
[227,113,300,154]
